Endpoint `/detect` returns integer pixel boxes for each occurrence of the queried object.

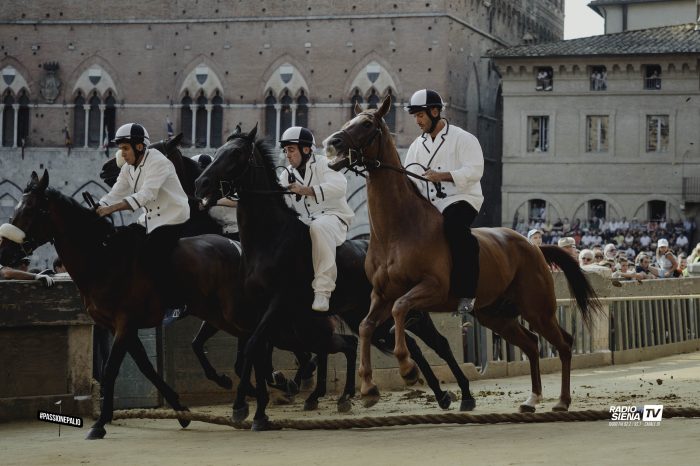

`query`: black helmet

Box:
[191,154,213,170]
[112,123,150,146]
[405,89,444,114]
[279,126,315,149]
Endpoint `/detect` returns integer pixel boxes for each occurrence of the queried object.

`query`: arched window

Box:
[87,92,101,147]
[264,92,277,139]
[17,90,29,146]
[73,92,85,147]
[648,200,667,221]
[210,92,223,148]
[350,89,363,118]
[295,91,308,129]
[384,89,396,133]
[180,92,193,147]
[280,90,293,136]
[104,92,116,145]
[195,93,208,148]
[0,193,17,224]
[367,88,380,109]
[2,92,15,147]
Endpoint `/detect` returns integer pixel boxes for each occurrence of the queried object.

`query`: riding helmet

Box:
[405,89,445,114]
[113,123,151,146]
[279,126,315,149]
[191,154,213,170]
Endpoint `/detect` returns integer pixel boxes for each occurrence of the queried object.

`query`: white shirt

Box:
[99,148,190,233]
[279,153,354,227]
[405,121,484,213]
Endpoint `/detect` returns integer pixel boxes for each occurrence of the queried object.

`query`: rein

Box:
[337,120,446,198]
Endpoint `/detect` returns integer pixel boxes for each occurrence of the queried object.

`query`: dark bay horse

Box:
[195,125,478,417]
[0,171,347,437]
[325,96,601,412]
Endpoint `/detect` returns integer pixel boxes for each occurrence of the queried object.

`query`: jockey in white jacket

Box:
[278,126,354,312]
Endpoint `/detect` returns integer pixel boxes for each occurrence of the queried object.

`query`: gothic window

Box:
[210,92,223,148]
[104,92,117,145]
[87,92,101,147]
[195,93,208,148]
[350,88,363,118]
[384,89,396,133]
[295,91,308,129]
[17,90,29,146]
[280,90,293,136]
[73,92,85,147]
[367,88,380,109]
[180,92,193,147]
[2,92,15,147]
[264,92,277,139]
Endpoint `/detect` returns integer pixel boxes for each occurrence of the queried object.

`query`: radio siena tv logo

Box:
[609,404,663,427]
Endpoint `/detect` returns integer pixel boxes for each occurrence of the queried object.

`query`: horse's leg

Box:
[409,316,476,411]
[337,334,357,413]
[292,351,316,391]
[478,313,542,413]
[530,319,574,411]
[86,330,129,440]
[233,335,256,398]
[303,351,328,411]
[359,292,392,407]
[192,321,232,389]
[127,331,190,427]
[391,278,445,384]
[250,350,272,431]
[232,357,254,422]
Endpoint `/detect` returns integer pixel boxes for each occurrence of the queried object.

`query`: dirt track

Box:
[2,352,699,466]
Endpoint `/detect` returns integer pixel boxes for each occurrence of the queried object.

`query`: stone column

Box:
[290,103,297,127]
[274,104,281,143]
[0,104,4,145]
[11,104,19,148]
[98,104,106,146]
[191,110,197,148]
[205,104,212,149]
[83,104,90,148]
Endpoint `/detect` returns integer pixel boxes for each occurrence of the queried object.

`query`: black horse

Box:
[99,133,314,399]
[194,125,477,430]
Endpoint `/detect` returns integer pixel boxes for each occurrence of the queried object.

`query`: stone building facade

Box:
[0,0,563,267]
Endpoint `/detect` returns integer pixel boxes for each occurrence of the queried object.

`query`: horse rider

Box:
[278,126,354,312]
[96,123,190,318]
[404,89,485,315]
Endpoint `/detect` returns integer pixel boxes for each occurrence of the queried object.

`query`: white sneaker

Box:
[312,293,330,312]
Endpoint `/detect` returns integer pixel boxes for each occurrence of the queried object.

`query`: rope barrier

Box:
[113,406,700,431]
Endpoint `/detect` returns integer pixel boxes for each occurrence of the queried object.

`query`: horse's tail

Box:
[539,245,603,328]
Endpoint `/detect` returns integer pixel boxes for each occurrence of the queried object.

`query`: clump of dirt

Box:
[476,390,506,397]
[400,389,427,400]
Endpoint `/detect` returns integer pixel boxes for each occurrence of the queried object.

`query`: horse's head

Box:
[0,170,53,266]
[194,124,258,205]
[325,94,392,172]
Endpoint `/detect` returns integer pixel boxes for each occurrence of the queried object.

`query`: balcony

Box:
[682,177,700,203]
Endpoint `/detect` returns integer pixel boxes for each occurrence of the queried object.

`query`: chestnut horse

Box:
[325,96,601,412]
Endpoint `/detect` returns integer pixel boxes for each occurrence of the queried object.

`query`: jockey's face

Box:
[412,107,441,134]
[283,144,308,169]
[119,142,145,166]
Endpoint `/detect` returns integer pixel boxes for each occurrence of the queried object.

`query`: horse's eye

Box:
[362,121,373,128]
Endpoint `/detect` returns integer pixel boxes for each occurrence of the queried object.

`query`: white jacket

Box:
[405,121,484,213]
[99,148,190,233]
[279,153,354,227]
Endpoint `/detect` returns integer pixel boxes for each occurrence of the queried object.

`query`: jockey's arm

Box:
[96,200,132,217]
[449,133,484,189]
[310,158,348,202]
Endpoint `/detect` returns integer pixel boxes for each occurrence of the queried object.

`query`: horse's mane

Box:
[46,188,117,237]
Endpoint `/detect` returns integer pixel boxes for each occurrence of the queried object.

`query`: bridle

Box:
[335,113,446,198]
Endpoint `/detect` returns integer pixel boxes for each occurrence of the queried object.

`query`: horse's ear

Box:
[376,95,392,119]
[247,123,258,141]
[38,169,49,191]
[30,171,39,184]
[170,132,184,148]
[354,102,363,115]
[226,125,242,142]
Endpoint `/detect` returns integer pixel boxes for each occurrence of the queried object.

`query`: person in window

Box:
[278,126,354,312]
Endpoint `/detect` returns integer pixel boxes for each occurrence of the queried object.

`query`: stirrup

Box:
[453,298,475,319]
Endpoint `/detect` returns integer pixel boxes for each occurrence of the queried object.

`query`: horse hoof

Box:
[401,365,420,386]
[438,391,452,410]
[217,374,233,390]
[552,402,569,412]
[303,399,319,411]
[177,408,190,428]
[85,426,106,440]
[300,377,315,391]
[286,380,300,396]
[361,387,381,408]
[251,416,271,432]
[337,397,352,413]
[232,403,250,423]
[519,404,536,413]
[273,393,295,405]
[460,398,476,412]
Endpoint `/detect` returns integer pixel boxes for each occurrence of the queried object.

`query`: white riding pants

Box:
[309,215,347,295]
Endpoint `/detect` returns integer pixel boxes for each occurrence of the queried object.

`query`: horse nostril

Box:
[330,138,342,148]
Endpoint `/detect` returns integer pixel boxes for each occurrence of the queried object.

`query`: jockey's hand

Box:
[422,169,450,183]
[35,274,55,288]
[287,183,315,198]
[96,205,114,217]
